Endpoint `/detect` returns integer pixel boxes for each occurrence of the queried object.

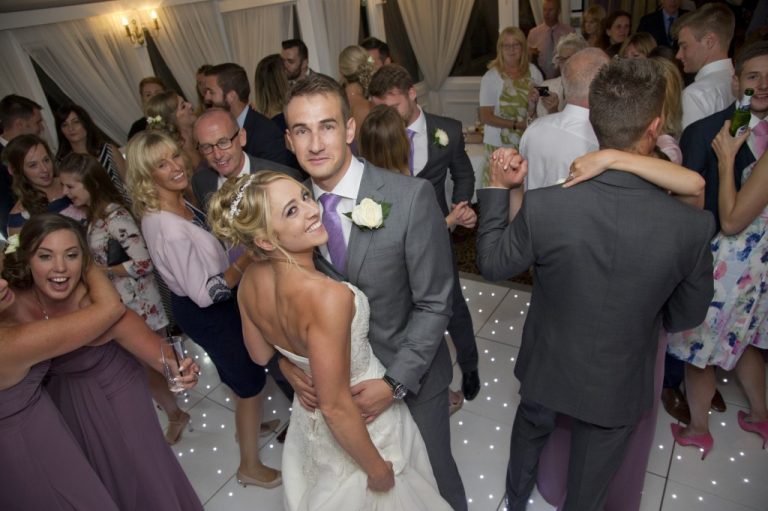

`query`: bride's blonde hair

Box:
[208,171,310,262]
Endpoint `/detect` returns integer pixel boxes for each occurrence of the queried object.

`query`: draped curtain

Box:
[0,31,56,148]
[307,0,360,76]
[398,0,475,113]
[223,3,293,79]
[151,2,231,103]
[13,15,145,144]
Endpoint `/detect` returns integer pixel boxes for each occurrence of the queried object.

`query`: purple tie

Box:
[318,193,346,272]
[753,120,768,160]
[407,128,416,175]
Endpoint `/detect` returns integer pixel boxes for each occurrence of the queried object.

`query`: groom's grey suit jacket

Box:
[477,170,715,427]
[318,160,455,402]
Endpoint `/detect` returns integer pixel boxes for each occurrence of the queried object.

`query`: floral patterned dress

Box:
[89,203,168,331]
[667,161,768,370]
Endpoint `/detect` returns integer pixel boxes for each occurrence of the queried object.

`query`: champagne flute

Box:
[161,336,186,393]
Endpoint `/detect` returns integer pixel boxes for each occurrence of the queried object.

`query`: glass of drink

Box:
[161,336,186,393]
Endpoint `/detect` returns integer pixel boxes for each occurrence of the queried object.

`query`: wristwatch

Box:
[382,375,408,400]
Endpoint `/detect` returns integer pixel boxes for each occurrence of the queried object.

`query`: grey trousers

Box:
[506,399,635,511]
[408,388,468,511]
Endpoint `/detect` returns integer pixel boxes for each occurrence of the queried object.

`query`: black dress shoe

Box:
[461,370,480,401]
[661,387,690,424]
[710,389,727,413]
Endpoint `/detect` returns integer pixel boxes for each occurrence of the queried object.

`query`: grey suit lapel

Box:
[346,164,386,283]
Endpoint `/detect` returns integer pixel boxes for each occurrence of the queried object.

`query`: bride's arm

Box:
[566,149,705,202]
[307,285,394,492]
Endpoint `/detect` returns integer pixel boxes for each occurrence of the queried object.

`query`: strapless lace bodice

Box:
[275,282,380,384]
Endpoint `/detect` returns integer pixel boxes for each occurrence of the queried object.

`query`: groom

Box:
[279,74,467,510]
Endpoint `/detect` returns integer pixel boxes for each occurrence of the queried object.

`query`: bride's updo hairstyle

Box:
[2,213,91,290]
[339,45,375,97]
[208,171,310,262]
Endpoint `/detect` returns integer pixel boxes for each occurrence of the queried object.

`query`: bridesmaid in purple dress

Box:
[3,214,203,511]
[0,248,125,510]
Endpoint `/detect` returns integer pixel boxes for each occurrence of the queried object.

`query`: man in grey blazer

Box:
[476,59,715,511]
[191,109,302,210]
[280,74,467,510]
[369,64,481,402]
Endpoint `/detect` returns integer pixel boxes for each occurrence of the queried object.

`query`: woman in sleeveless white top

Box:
[207,173,450,511]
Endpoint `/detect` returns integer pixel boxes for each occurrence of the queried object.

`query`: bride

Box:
[208,171,450,510]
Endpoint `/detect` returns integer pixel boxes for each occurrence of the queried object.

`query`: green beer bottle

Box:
[730,88,754,137]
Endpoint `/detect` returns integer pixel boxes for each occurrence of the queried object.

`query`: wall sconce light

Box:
[121,11,160,47]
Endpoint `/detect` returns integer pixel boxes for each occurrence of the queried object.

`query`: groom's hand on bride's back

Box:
[351,379,394,423]
[278,357,318,411]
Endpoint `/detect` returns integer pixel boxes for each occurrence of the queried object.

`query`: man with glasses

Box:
[192,108,302,210]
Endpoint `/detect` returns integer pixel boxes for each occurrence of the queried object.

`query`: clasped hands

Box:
[279,357,394,423]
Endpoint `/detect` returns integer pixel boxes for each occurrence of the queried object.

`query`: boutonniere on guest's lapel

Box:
[344,198,391,230]
[433,128,449,148]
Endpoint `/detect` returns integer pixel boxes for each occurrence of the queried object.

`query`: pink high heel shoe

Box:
[737,410,768,449]
[671,423,713,460]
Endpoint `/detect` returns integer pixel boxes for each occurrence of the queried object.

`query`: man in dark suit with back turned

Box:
[203,63,298,169]
[476,58,714,511]
[637,0,688,49]
[369,64,482,403]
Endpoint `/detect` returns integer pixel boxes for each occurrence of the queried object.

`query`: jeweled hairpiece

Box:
[228,174,257,219]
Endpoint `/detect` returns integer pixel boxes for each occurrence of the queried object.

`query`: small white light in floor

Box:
[212,447,217,451]
[511,357,516,362]
[529,499,534,504]
[202,413,207,418]
[479,474,484,479]
[184,398,189,403]
[491,293,495,296]
[488,494,494,499]
[509,326,514,330]
[503,402,509,407]
[478,309,483,313]
[493,378,498,383]
[676,455,682,460]
[496,426,501,431]
[491,357,496,362]
[730,457,735,461]
[289,407,293,412]
[671,494,677,499]
[206,385,211,389]
[740,451,745,456]
[463,439,468,444]
[458,420,463,426]
[462,286,466,290]
[698,496,703,502]
[202,423,207,428]
[744,478,750,483]
[489,445,494,450]
[269,444,274,449]
[491,331,496,335]
[514,294,518,298]
[217,469,222,474]
[484,382,489,387]
[225,398,230,402]
[658,444,664,449]
[267,396,272,401]
[708,410,712,415]
[189,448,194,453]
[465,298,469,302]
[228,492,233,497]
[486,396,491,401]
[220,424,226,429]
[520,311,524,315]
[484,349,489,354]
[468,498,473,503]
[721,422,726,427]
[478,291,483,296]
[178,452,183,457]
[723,378,728,383]
[495,319,499,324]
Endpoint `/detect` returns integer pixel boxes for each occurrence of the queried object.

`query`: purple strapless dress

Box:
[47,342,203,511]
[0,360,119,510]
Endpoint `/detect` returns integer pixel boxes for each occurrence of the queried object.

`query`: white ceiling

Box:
[0,1,106,13]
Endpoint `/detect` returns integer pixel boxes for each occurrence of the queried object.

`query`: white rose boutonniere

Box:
[3,234,20,255]
[344,198,391,230]
[433,128,449,147]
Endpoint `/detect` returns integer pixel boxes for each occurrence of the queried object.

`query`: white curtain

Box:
[13,15,146,144]
[398,0,475,113]
[529,0,572,26]
[307,0,360,77]
[151,2,231,103]
[223,3,293,78]
[0,31,56,148]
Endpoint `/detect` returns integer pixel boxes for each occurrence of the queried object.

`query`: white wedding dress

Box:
[275,283,451,511]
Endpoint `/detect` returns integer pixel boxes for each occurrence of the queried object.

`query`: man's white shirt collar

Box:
[217,154,251,190]
[235,105,248,128]
[695,59,733,82]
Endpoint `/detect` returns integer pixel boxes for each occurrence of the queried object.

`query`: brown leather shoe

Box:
[710,389,727,413]
[661,388,690,424]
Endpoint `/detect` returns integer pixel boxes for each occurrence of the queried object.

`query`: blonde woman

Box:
[479,27,543,186]
[339,45,374,144]
[581,5,607,47]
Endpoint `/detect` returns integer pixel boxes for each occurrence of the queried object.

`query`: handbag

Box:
[107,238,131,266]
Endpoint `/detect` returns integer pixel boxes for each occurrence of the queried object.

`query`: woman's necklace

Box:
[33,289,50,320]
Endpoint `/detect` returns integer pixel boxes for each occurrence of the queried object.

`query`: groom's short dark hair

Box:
[589,58,665,151]
[285,73,351,123]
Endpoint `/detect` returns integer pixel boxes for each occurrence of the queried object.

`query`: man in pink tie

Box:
[665,40,768,424]
[526,0,574,80]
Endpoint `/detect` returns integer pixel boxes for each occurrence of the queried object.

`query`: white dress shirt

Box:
[406,107,428,175]
[681,59,735,130]
[312,156,365,262]
[520,104,598,190]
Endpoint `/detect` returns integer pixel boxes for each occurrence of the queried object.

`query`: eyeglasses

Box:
[197,129,240,155]
[502,43,523,50]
